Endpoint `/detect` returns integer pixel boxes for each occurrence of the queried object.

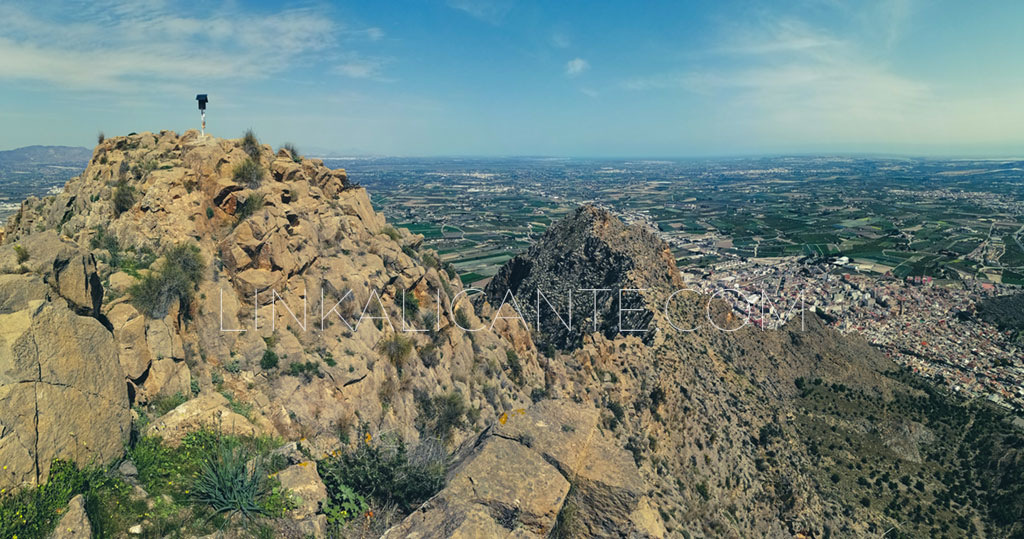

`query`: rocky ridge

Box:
[1,129,996,538]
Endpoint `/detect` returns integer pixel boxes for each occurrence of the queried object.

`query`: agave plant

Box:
[192,440,267,519]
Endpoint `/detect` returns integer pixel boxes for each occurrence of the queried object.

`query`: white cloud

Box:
[0,1,379,91]
[565,58,589,77]
[334,55,393,81]
[619,11,1023,147]
[551,31,570,48]
[447,0,515,24]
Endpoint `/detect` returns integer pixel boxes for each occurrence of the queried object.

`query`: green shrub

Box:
[205,207,214,219]
[113,178,135,216]
[505,349,523,385]
[419,343,439,368]
[241,129,261,160]
[321,484,367,526]
[130,430,290,526]
[454,308,472,330]
[318,438,445,514]
[414,391,467,445]
[381,225,401,241]
[128,243,204,318]
[605,400,625,430]
[288,361,321,380]
[420,251,439,269]
[260,348,279,370]
[377,334,414,369]
[0,459,141,539]
[13,244,28,264]
[402,290,419,316]
[97,132,105,144]
[235,193,265,222]
[281,143,302,163]
[151,392,188,416]
[233,158,265,188]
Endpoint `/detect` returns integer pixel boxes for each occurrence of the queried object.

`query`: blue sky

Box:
[1,0,1023,157]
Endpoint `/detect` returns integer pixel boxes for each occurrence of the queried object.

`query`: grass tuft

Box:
[233,158,266,188]
[128,242,204,318]
[241,129,261,160]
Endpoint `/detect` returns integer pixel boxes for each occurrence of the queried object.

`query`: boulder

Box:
[386,400,661,538]
[51,252,103,317]
[274,461,327,519]
[143,392,259,446]
[108,271,137,295]
[107,303,151,380]
[0,288,130,491]
[135,358,191,403]
[49,494,92,538]
[384,436,569,538]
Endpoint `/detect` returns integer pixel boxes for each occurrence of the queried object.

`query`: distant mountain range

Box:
[0,145,92,167]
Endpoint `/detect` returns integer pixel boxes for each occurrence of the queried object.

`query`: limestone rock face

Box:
[275,461,327,519]
[51,251,103,318]
[385,400,660,538]
[0,277,129,490]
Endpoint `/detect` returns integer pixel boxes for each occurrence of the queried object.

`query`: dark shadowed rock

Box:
[484,205,683,351]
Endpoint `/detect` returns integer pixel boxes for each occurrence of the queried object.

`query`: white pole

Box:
[201,110,206,138]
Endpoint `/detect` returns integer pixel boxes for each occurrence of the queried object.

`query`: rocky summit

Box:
[2,130,1022,538]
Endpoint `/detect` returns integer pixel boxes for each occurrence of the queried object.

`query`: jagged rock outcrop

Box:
[1,131,542,496]
[484,205,683,351]
[386,399,661,538]
[0,273,129,489]
[0,129,935,537]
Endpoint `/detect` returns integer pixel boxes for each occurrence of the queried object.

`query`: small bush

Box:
[233,158,266,188]
[381,225,401,242]
[505,349,523,385]
[151,392,188,416]
[113,178,135,216]
[605,400,625,430]
[235,192,265,222]
[318,438,446,514]
[420,251,439,269]
[419,343,440,368]
[97,131,105,144]
[13,244,28,264]
[322,484,367,526]
[454,308,472,330]
[128,243,204,318]
[288,361,321,380]
[414,391,467,445]
[402,290,419,316]
[377,334,414,369]
[281,143,302,162]
[241,129,261,160]
[261,348,279,370]
[206,207,214,219]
